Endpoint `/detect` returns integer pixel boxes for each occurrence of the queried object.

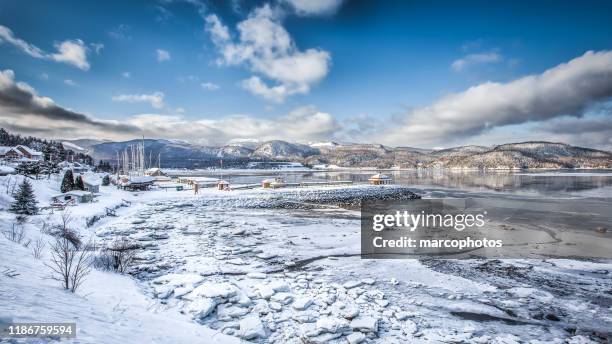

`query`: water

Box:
[174,169,612,198]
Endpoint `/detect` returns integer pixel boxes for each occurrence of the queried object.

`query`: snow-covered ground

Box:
[1,174,610,343]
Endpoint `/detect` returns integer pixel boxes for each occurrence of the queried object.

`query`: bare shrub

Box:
[45,211,91,292]
[2,223,25,244]
[22,238,32,248]
[31,237,46,259]
[94,238,138,273]
[50,212,82,248]
[46,236,92,293]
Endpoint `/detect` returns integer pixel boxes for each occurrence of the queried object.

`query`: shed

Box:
[368,174,392,185]
[217,180,230,190]
[51,190,93,204]
[82,176,101,193]
[145,167,167,177]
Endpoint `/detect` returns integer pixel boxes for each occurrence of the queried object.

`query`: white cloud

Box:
[241,76,306,103]
[112,92,165,109]
[201,82,220,91]
[375,50,612,147]
[205,5,331,102]
[64,79,77,86]
[157,49,171,62]
[282,0,343,16]
[51,39,90,70]
[451,52,502,71]
[122,71,131,78]
[0,25,90,70]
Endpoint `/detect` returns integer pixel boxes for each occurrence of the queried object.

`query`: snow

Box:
[1,171,611,343]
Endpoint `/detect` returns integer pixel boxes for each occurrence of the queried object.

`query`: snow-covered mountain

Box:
[251,140,319,160]
[81,139,612,169]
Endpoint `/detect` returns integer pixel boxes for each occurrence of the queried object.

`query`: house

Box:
[82,176,101,193]
[51,190,93,204]
[368,174,392,185]
[0,146,23,160]
[15,145,44,161]
[145,167,167,177]
[120,176,155,191]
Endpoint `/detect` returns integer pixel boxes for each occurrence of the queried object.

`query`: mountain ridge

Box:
[62,139,612,169]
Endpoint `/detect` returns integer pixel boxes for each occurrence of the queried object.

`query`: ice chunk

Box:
[343,280,362,289]
[292,297,313,310]
[315,317,350,334]
[347,332,366,344]
[238,315,267,340]
[350,316,379,333]
[184,297,217,319]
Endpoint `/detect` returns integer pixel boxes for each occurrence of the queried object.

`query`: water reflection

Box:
[182,169,612,197]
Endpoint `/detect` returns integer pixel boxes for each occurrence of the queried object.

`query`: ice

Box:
[346,332,366,344]
[189,282,238,299]
[292,297,313,310]
[343,280,362,289]
[237,315,267,340]
[315,316,350,333]
[350,316,379,333]
[185,297,218,319]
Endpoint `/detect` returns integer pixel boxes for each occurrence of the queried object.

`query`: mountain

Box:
[431,142,612,169]
[251,140,319,160]
[82,138,612,169]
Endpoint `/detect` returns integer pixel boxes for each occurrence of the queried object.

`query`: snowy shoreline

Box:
[1,175,611,343]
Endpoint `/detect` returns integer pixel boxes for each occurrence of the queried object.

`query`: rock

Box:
[238,315,267,340]
[347,332,366,344]
[293,297,314,310]
[343,280,362,289]
[184,297,217,319]
[350,317,379,333]
[316,317,350,334]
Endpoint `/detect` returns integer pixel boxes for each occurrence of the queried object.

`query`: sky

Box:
[1,0,612,149]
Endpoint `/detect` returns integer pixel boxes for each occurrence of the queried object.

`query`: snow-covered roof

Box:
[217,180,229,184]
[16,145,43,156]
[369,173,391,180]
[146,167,162,172]
[52,190,92,198]
[0,146,13,154]
[128,176,156,184]
[82,176,101,186]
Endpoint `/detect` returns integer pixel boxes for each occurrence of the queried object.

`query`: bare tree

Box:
[46,236,92,292]
[45,212,91,292]
[31,237,46,259]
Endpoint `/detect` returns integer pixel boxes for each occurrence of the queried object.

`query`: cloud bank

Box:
[376,50,612,148]
[112,92,166,109]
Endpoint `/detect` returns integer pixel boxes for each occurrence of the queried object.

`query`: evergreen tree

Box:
[60,170,75,193]
[9,179,38,215]
[74,175,85,190]
[102,175,110,186]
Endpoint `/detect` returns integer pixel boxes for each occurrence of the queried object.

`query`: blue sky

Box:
[1,0,612,149]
